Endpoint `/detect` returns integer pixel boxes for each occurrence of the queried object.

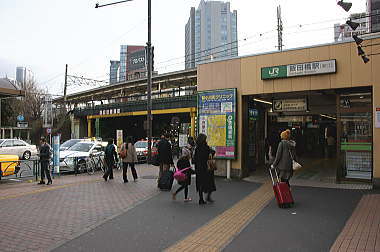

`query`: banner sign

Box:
[273,98,308,112]
[53,135,60,174]
[261,59,336,80]
[116,130,123,152]
[128,49,146,71]
[197,88,236,159]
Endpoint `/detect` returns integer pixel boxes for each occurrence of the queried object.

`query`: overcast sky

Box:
[0,0,366,96]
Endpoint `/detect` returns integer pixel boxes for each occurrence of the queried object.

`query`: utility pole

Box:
[277,5,283,51]
[64,64,68,104]
[95,0,153,161]
[146,0,152,163]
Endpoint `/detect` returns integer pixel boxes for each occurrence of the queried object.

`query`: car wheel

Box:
[22,151,31,160]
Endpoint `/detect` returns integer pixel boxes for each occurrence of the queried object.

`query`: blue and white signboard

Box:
[17,115,24,121]
[53,135,60,173]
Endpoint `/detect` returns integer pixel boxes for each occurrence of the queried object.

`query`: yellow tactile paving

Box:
[165,182,274,252]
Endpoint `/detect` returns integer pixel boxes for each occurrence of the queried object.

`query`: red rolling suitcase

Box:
[269,168,294,208]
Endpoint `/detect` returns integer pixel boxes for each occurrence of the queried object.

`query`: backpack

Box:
[105,144,114,159]
[119,143,127,159]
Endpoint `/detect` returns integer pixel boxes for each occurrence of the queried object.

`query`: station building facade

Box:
[197,34,380,186]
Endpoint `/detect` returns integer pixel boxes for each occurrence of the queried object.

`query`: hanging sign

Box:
[197,88,236,159]
[261,59,336,80]
[273,98,308,112]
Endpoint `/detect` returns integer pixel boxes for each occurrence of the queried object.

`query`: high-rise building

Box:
[16,66,33,88]
[367,0,380,33]
[334,13,369,42]
[185,0,238,69]
[119,45,145,82]
[109,60,120,84]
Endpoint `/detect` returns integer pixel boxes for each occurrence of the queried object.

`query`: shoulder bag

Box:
[207,154,217,171]
[289,149,302,171]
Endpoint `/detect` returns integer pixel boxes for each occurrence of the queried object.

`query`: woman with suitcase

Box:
[271,129,297,187]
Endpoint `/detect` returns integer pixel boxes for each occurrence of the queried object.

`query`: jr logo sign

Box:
[269,67,280,77]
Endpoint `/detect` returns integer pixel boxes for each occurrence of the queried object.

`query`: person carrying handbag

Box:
[270,130,298,188]
[172,146,195,202]
[193,133,216,205]
[121,136,138,183]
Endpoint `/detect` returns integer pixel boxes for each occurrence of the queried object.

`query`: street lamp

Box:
[95,0,153,163]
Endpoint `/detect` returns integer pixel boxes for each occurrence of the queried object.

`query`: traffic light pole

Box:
[146,0,152,163]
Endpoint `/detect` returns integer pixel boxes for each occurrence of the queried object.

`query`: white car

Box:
[59,141,105,173]
[0,139,37,160]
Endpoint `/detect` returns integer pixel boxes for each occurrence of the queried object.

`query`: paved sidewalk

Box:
[0,163,159,252]
[330,194,380,252]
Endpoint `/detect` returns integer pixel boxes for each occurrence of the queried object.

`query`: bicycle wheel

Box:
[87,159,95,175]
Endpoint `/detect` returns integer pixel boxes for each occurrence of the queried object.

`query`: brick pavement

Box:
[0,163,160,252]
[330,194,380,252]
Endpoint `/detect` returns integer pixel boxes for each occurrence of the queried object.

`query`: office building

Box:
[109,60,120,84]
[185,0,238,69]
[16,66,33,88]
[119,45,145,82]
[368,0,380,33]
[334,13,369,42]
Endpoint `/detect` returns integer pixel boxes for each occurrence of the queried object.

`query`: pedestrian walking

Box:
[172,146,194,202]
[120,136,138,183]
[187,136,195,159]
[157,133,174,185]
[103,138,118,181]
[38,137,52,185]
[193,133,216,205]
[271,130,298,187]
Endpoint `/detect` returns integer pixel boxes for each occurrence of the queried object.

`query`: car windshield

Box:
[135,141,148,148]
[61,139,81,149]
[69,142,94,152]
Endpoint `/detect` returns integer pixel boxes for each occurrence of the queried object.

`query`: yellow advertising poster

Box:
[207,115,226,146]
[116,130,123,151]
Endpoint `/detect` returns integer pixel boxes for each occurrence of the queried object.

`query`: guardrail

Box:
[0,158,40,181]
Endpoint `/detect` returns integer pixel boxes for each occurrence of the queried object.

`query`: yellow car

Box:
[0,154,20,179]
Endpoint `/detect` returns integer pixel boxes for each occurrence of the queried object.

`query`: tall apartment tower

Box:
[109,60,120,84]
[367,0,380,33]
[185,0,238,69]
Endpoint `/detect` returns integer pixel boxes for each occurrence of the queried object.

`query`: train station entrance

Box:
[245,87,373,183]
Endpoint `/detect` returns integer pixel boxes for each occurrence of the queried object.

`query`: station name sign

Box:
[261,59,336,80]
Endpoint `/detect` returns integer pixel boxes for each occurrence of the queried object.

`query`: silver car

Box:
[0,139,38,160]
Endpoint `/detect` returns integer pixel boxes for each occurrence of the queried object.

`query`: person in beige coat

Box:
[120,136,138,183]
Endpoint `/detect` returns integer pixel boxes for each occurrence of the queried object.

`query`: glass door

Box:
[338,92,372,180]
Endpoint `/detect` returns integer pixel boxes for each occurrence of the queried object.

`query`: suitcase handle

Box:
[269,168,280,185]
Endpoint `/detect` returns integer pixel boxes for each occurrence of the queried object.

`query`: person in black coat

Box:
[172,146,194,202]
[38,137,52,185]
[103,138,118,181]
[193,133,216,205]
[157,133,174,184]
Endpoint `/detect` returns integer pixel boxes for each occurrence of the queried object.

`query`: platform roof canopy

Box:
[0,78,25,98]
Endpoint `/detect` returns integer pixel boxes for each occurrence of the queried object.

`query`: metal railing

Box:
[0,158,40,181]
